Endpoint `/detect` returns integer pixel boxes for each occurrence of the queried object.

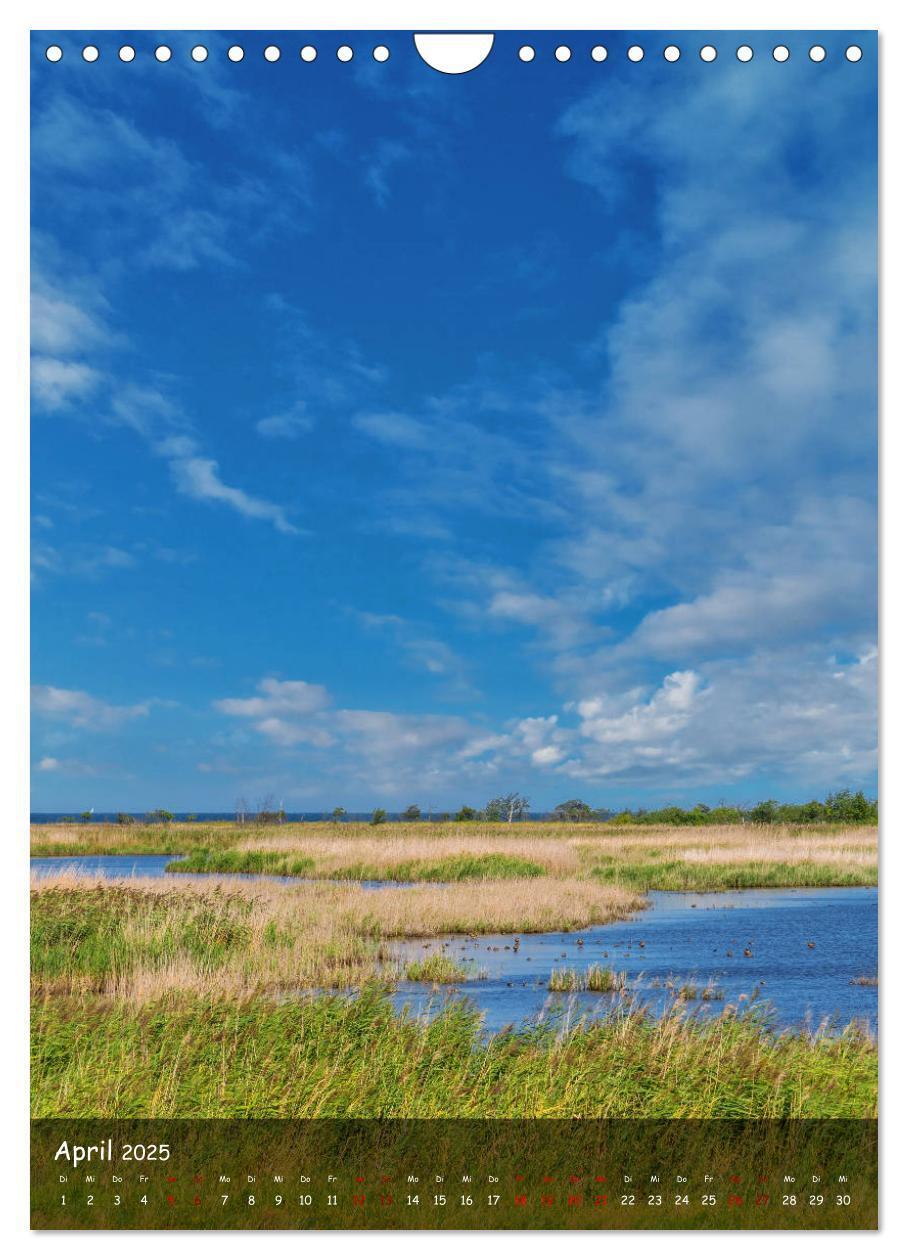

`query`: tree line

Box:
[65,789,877,827]
[346,790,878,827]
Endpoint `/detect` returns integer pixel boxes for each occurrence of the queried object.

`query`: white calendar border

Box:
[0,0,901,1255]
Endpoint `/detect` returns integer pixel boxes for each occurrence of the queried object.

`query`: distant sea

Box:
[30,812,553,823]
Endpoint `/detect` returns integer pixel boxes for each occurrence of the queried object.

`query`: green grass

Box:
[590,858,877,891]
[548,966,627,992]
[167,850,545,883]
[30,886,254,992]
[31,824,241,857]
[330,854,546,882]
[31,990,877,1120]
[404,953,475,983]
[165,850,316,877]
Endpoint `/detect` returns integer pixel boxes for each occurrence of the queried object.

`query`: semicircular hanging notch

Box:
[413,33,495,75]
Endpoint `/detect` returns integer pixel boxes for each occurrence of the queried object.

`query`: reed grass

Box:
[31,989,877,1120]
[167,850,545,882]
[548,966,627,993]
[30,874,644,1000]
[404,954,475,983]
[31,820,878,894]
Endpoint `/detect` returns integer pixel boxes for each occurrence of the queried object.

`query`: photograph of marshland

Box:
[31,798,877,1121]
[31,30,877,1140]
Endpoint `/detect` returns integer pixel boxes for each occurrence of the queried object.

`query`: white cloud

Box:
[31,251,303,543]
[216,678,331,719]
[110,384,180,437]
[35,755,101,776]
[31,357,102,410]
[213,676,481,790]
[510,716,569,768]
[564,649,876,786]
[439,559,596,650]
[167,452,300,535]
[31,287,112,357]
[209,636,876,797]
[31,541,136,581]
[577,671,703,747]
[31,685,149,730]
[357,611,474,690]
[353,410,433,449]
[256,403,314,438]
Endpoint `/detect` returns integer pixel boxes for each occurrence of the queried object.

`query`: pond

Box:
[30,857,877,1035]
[29,854,398,889]
[392,887,878,1036]
[32,854,190,880]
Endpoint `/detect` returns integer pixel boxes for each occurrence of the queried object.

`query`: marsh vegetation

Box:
[31,819,878,890]
[29,819,878,1120]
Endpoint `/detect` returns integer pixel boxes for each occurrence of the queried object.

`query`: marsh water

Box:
[29,853,397,889]
[392,887,877,1035]
[31,857,877,1035]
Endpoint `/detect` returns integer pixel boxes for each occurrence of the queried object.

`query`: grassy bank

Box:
[30,875,645,999]
[589,857,877,891]
[31,989,877,1120]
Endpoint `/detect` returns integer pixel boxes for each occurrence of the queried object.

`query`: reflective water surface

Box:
[392,887,878,1035]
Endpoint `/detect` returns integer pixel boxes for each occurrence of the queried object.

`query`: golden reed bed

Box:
[30,871,646,1001]
[31,819,878,876]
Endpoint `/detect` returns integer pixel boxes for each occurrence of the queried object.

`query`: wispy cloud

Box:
[364,139,411,207]
[356,610,476,694]
[31,267,302,537]
[165,445,300,536]
[256,403,314,439]
[31,684,149,730]
[31,541,135,583]
[31,357,102,410]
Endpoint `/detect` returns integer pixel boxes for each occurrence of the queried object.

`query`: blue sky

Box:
[30,31,877,813]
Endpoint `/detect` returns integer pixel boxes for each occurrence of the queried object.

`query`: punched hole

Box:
[700,45,718,62]
[191,45,209,63]
[628,45,645,62]
[373,45,390,62]
[555,45,572,62]
[227,45,244,62]
[809,45,827,62]
[846,45,863,62]
[119,45,136,62]
[300,45,317,62]
[591,46,607,62]
[737,45,754,62]
[664,45,681,62]
[155,46,172,63]
[45,45,63,62]
[337,45,354,62]
[773,46,790,62]
[518,45,535,62]
[264,45,281,62]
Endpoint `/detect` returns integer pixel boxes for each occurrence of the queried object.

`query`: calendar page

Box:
[29,28,878,1231]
